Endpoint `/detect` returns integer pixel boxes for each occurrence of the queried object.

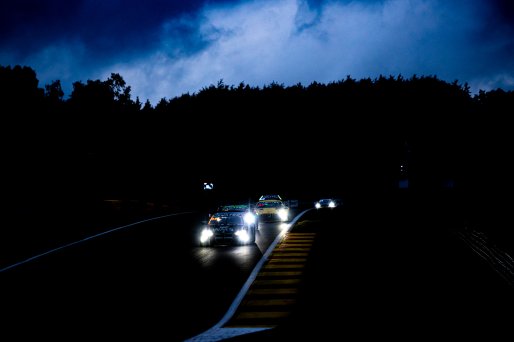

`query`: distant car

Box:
[314,198,340,209]
[255,199,289,222]
[259,194,282,201]
[199,205,257,246]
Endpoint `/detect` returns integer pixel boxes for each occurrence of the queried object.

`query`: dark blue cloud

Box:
[2,0,512,60]
[0,0,238,61]
[493,0,514,26]
[1,0,513,103]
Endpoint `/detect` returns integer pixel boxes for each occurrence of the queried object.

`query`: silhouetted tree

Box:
[44,79,65,114]
[0,65,44,114]
[44,79,64,102]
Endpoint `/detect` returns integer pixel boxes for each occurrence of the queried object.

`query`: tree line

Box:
[2,64,513,209]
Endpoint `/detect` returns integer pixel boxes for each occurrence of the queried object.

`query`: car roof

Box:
[217,204,252,212]
[259,194,282,200]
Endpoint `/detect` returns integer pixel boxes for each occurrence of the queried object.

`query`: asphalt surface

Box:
[215,197,514,340]
[1,209,294,341]
[3,196,513,341]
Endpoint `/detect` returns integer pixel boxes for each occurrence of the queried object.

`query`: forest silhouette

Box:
[2,64,513,211]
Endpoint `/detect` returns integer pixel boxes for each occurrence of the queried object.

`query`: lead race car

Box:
[199,204,258,246]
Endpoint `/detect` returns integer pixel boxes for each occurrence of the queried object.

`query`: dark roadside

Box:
[0,198,191,271]
[225,193,514,340]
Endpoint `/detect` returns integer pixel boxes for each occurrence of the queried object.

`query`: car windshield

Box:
[257,201,282,208]
[219,205,248,212]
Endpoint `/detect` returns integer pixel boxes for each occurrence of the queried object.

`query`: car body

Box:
[199,205,257,246]
[255,199,289,222]
[314,198,340,209]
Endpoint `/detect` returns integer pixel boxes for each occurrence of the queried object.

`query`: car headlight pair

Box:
[315,201,336,208]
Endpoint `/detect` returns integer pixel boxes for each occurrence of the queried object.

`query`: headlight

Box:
[329,201,336,208]
[277,208,289,221]
[200,228,213,243]
[315,202,321,209]
[235,229,249,243]
[244,212,256,224]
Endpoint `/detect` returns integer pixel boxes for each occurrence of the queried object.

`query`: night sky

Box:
[1,0,513,105]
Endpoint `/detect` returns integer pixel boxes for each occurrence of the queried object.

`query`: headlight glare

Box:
[200,228,213,243]
[244,212,256,224]
[277,208,289,221]
[235,229,249,242]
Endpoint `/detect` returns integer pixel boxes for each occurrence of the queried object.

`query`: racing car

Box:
[254,199,289,222]
[199,204,258,246]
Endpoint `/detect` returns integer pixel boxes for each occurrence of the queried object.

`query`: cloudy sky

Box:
[1,0,513,105]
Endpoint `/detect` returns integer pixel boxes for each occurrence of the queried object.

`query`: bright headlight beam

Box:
[200,228,213,243]
[277,209,289,221]
[244,212,256,224]
[235,230,249,243]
